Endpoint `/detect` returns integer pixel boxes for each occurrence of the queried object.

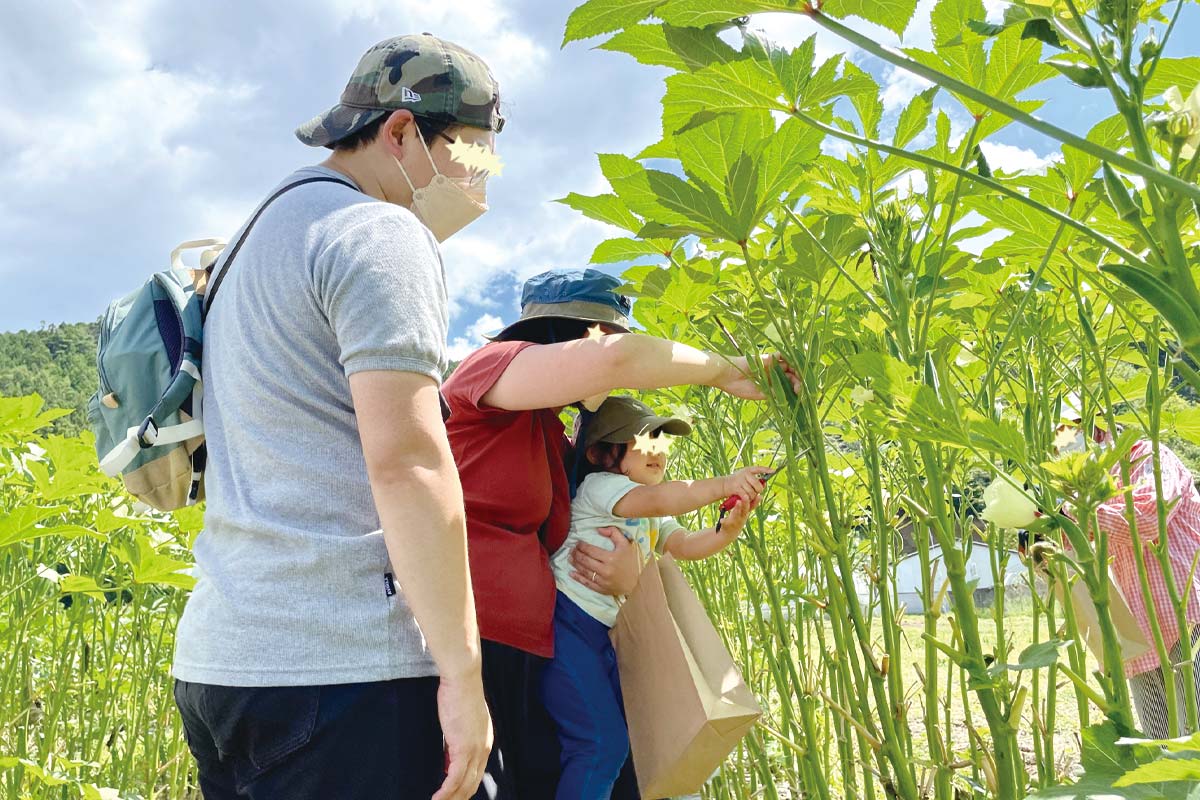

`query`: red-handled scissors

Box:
[715,465,779,533]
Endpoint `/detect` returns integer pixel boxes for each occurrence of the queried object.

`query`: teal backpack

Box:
[90,239,221,510]
[90,176,353,510]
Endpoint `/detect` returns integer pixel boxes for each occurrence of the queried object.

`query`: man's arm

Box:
[349,370,490,799]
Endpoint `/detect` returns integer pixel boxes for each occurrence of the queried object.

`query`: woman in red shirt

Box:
[444,269,793,799]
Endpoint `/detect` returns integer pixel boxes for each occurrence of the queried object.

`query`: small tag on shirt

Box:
[383,572,396,597]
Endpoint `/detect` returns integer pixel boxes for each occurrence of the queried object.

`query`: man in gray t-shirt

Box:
[172,34,501,800]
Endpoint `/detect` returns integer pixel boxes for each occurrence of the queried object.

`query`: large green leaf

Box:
[0,505,67,548]
[984,20,1057,100]
[119,534,196,590]
[661,57,786,136]
[599,22,741,72]
[598,153,698,227]
[1103,265,1200,352]
[675,111,772,198]
[744,29,814,107]
[823,0,921,36]
[988,639,1069,673]
[757,116,822,208]
[1116,757,1200,787]
[655,0,797,27]
[1025,774,1199,799]
[644,169,742,240]
[562,0,665,45]
[0,395,71,442]
[27,435,111,501]
[555,192,643,233]
[967,414,1029,463]
[844,62,883,138]
[1083,721,1140,776]
[1060,113,1126,196]
[590,237,678,264]
[599,25,692,71]
[1144,58,1200,100]
[59,575,109,597]
[1117,732,1200,754]
[1166,406,1200,446]
[894,85,938,148]
[908,1,1054,117]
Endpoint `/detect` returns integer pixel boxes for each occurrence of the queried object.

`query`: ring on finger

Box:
[591,570,598,582]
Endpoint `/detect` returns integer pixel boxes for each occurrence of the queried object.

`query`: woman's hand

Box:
[570,527,641,596]
[713,354,801,400]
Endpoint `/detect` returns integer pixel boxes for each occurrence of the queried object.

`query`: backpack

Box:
[90,176,354,510]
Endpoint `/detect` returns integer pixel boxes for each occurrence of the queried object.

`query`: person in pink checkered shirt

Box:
[1058,416,1200,737]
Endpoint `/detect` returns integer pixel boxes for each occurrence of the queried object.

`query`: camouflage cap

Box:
[296,33,503,148]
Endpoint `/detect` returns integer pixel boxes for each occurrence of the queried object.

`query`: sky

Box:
[1,0,1196,359]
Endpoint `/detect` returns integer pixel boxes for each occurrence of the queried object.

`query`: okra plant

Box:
[562,0,1200,797]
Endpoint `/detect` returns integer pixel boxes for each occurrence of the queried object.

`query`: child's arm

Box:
[612,466,772,519]
[662,496,757,560]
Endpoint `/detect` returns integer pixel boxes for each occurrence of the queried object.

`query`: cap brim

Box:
[483,313,631,342]
[597,415,692,445]
[295,104,388,148]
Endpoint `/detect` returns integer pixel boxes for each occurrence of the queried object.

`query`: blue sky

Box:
[1,0,1196,359]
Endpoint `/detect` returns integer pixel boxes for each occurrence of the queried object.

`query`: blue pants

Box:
[541,592,631,800]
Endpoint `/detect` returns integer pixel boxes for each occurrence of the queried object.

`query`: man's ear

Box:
[379,109,415,156]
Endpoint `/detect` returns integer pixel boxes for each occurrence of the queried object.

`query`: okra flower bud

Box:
[980,476,1039,529]
[1163,84,1200,158]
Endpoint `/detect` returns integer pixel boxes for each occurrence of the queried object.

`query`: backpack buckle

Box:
[136,417,159,448]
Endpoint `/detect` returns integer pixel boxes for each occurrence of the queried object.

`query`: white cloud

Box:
[323,0,548,85]
[447,312,504,360]
[739,13,848,63]
[0,1,256,188]
[441,212,615,316]
[956,211,1010,256]
[889,169,928,199]
[983,0,1009,22]
[881,67,934,115]
[0,0,1130,343]
[978,141,1061,174]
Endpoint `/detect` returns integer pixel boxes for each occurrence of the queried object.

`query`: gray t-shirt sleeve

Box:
[313,205,448,381]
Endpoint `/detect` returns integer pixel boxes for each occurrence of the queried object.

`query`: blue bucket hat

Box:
[487,269,633,341]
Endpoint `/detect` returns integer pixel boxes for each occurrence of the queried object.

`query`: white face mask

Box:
[1059,431,1088,455]
[395,126,489,242]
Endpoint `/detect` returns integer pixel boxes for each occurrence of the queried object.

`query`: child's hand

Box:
[723,466,774,505]
[718,492,759,536]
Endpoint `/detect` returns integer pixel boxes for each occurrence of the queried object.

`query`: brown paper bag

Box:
[610,555,761,799]
[1052,570,1151,664]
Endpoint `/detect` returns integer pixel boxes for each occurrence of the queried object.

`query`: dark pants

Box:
[541,592,631,800]
[474,637,639,800]
[174,677,444,799]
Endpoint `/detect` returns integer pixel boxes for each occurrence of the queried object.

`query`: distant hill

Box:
[0,322,100,437]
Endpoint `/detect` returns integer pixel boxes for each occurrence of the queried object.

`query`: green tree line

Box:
[0,322,99,437]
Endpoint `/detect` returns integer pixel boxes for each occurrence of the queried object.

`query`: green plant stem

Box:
[914,118,983,356]
[804,8,1200,204]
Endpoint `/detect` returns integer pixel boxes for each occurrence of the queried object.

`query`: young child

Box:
[544,395,771,799]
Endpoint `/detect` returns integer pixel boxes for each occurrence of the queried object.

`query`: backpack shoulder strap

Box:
[203,175,356,314]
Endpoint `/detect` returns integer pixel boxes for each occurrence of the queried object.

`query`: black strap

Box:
[204,176,356,315]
